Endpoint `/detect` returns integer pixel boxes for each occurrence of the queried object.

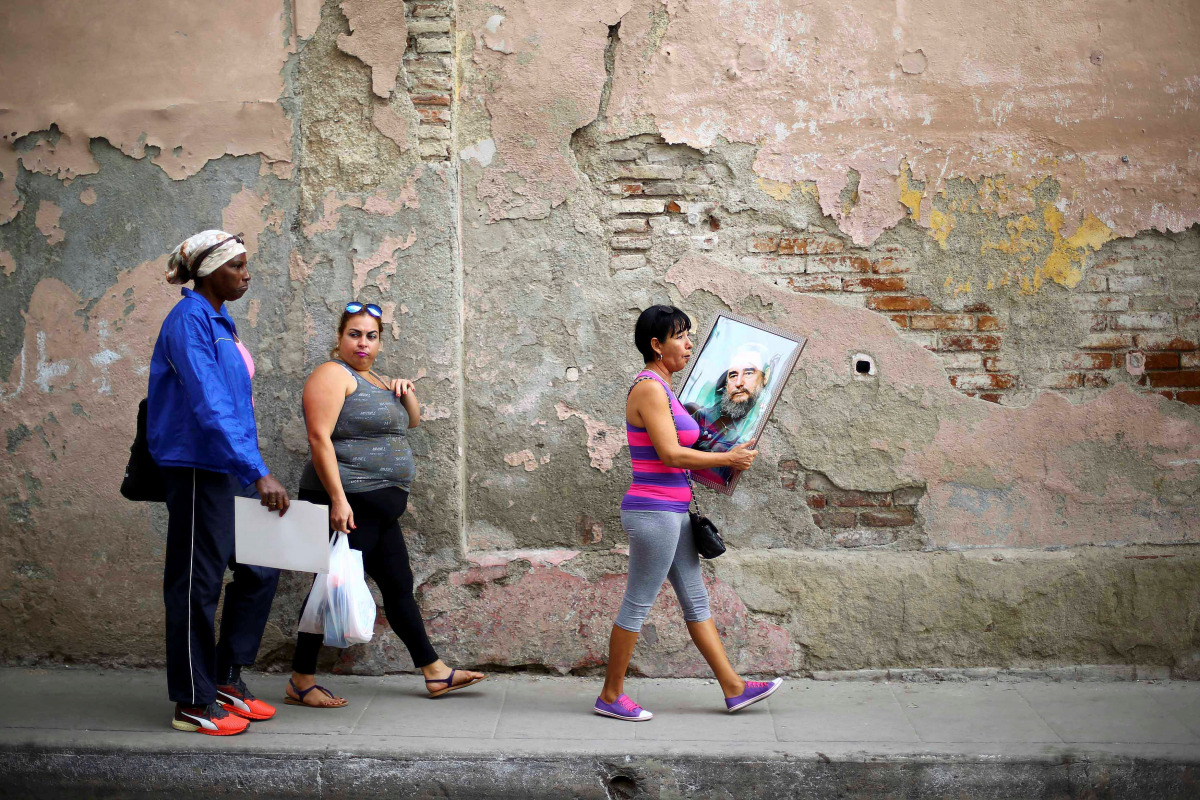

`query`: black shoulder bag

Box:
[120,398,167,502]
[635,376,726,559]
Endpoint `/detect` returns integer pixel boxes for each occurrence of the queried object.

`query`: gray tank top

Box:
[299,361,415,493]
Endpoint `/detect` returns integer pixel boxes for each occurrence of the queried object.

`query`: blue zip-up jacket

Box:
[147,288,269,487]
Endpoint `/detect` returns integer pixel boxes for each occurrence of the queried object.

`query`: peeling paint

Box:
[33,202,64,245]
[554,402,624,472]
[0,2,292,188]
[592,0,1200,244]
[504,449,539,471]
[294,0,324,41]
[665,255,1200,547]
[372,104,412,150]
[472,0,629,220]
[337,0,409,99]
[351,229,416,295]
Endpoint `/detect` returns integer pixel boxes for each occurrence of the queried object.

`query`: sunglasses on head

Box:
[345,302,383,319]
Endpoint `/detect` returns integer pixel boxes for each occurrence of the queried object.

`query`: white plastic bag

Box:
[296,533,376,647]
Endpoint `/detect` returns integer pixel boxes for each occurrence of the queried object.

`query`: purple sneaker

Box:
[593,694,653,721]
[725,677,784,713]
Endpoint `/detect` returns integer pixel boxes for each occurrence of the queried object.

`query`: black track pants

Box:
[162,467,280,705]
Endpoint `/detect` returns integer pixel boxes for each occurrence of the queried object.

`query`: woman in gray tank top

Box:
[285,303,486,708]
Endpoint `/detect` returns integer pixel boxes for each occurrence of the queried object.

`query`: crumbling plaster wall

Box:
[1,0,1198,677]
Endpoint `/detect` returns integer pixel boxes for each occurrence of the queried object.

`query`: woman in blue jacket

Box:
[147,230,290,737]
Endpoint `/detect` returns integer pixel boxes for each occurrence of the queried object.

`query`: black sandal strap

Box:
[424,668,456,686]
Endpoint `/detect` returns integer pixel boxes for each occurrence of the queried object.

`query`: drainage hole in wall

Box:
[608,774,640,799]
[852,353,876,377]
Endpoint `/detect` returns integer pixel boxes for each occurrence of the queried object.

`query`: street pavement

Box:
[1,667,1197,797]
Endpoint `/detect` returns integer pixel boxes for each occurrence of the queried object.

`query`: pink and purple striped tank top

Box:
[621,370,700,513]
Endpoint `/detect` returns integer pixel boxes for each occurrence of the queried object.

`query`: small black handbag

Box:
[637,375,726,559]
[688,500,726,559]
[120,398,167,502]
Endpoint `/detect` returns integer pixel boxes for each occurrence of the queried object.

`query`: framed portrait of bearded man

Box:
[675,312,806,495]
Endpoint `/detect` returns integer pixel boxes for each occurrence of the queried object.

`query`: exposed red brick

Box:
[778,459,800,490]
[830,489,892,508]
[911,314,975,331]
[777,236,844,255]
[978,393,1004,403]
[982,355,1014,372]
[812,511,856,529]
[1156,390,1175,400]
[748,236,779,253]
[1079,333,1135,350]
[1176,390,1200,405]
[666,200,682,213]
[617,183,644,195]
[950,373,1017,391]
[1145,370,1200,388]
[1044,373,1085,390]
[1084,373,1110,388]
[889,315,910,328]
[417,107,449,123]
[1062,352,1115,370]
[1113,312,1174,331]
[872,258,909,274]
[843,276,907,292]
[940,334,1002,351]
[807,255,871,272]
[976,316,1002,331]
[785,275,842,292]
[1135,335,1199,351]
[963,303,993,313]
[410,93,452,106]
[867,295,932,311]
[1143,352,1181,370]
[859,508,916,527]
[807,494,828,510]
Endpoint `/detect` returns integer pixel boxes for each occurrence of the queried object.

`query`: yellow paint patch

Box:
[928,207,955,249]
[981,214,1042,258]
[1065,214,1116,251]
[1033,204,1105,291]
[756,177,793,200]
[897,162,923,223]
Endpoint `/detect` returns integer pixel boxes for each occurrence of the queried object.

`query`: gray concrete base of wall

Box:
[3,748,1198,799]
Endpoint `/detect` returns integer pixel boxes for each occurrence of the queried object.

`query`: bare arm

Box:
[303,363,355,532]
[627,380,757,471]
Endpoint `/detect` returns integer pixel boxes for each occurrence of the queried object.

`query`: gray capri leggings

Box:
[615,509,712,632]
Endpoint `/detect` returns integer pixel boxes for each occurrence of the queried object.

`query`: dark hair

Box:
[330,309,383,358]
[634,305,691,363]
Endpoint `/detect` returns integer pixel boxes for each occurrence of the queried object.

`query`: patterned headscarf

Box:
[166,230,246,285]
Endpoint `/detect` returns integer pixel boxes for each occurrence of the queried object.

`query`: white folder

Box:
[234,497,330,574]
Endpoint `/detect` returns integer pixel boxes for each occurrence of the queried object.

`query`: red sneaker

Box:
[217,678,276,721]
[172,702,249,736]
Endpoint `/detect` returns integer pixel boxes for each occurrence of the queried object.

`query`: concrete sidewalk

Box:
[0,667,1197,798]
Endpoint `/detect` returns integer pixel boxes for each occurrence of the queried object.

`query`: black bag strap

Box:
[631,374,700,514]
